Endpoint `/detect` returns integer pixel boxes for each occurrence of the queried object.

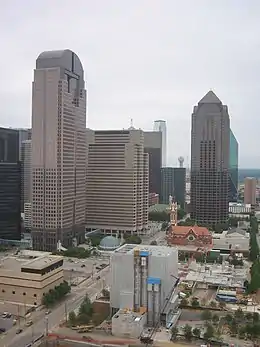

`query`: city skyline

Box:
[0,1,259,167]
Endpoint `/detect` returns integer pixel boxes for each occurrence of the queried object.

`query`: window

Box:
[2,289,5,293]
[23,292,26,296]
[12,291,15,294]
[34,294,37,297]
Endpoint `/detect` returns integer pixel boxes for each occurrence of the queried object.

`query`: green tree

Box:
[253,312,259,323]
[191,297,199,307]
[177,208,186,220]
[212,314,219,324]
[201,310,212,321]
[148,211,169,222]
[203,324,214,341]
[124,235,142,244]
[101,289,110,299]
[171,326,178,340]
[192,327,201,338]
[209,301,217,308]
[234,308,244,321]
[245,312,253,321]
[68,311,77,326]
[225,314,233,324]
[183,324,193,341]
[161,221,169,230]
[150,240,157,245]
[180,298,188,306]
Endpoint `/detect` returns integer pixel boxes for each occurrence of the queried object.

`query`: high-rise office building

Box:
[244,177,257,205]
[21,139,31,213]
[31,49,87,251]
[190,91,230,226]
[153,120,166,167]
[86,129,148,234]
[144,131,162,195]
[0,127,21,240]
[160,167,186,207]
[229,130,238,202]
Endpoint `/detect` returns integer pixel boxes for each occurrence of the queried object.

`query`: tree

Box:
[203,324,214,341]
[191,297,199,307]
[209,301,217,308]
[183,324,193,341]
[150,240,157,245]
[212,314,219,324]
[148,211,169,222]
[177,208,186,220]
[161,221,169,230]
[124,235,142,244]
[192,327,201,338]
[180,298,188,306]
[245,312,253,321]
[68,311,77,326]
[230,319,238,335]
[253,312,259,323]
[234,308,244,321]
[225,314,233,324]
[171,326,178,340]
[201,310,212,321]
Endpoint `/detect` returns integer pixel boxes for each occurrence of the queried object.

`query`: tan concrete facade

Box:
[86,129,149,234]
[0,255,64,306]
[31,50,86,250]
[244,177,257,205]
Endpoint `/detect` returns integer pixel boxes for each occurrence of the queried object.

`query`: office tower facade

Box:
[144,131,162,196]
[86,129,148,234]
[190,91,230,226]
[0,127,21,240]
[229,130,238,202]
[160,167,186,207]
[153,120,167,167]
[31,50,87,251]
[244,177,257,205]
[21,139,31,213]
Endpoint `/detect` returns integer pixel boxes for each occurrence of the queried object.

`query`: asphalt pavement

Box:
[2,267,109,347]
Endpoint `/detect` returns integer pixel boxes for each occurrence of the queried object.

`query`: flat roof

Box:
[21,255,63,270]
[0,255,63,272]
[114,244,177,257]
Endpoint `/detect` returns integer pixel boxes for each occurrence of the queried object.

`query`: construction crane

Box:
[140,275,180,345]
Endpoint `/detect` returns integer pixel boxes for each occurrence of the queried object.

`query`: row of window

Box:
[1,289,37,297]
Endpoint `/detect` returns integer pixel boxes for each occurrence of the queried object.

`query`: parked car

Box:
[16,328,23,334]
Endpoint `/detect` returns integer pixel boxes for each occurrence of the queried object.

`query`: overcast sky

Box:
[1,0,260,167]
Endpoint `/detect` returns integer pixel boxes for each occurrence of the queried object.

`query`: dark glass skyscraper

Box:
[144,131,162,195]
[0,127,21,240]
[190,91,230,226]
[160,167,186,207]
[229,130,238,202]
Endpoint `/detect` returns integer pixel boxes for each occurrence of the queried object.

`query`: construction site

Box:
[110,244,180,340]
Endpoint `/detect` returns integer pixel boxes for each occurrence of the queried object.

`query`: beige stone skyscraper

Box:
[244,177,257,205]
[86,129,149,234]
[31,50,87,251]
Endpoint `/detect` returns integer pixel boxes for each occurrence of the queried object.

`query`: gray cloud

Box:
[1,0,260,167]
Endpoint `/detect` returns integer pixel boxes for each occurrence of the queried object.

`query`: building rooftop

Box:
[99,236,121,250]
[198,90,222,104]
[114,244,177,257]
[170,225,211,237]
[0,254,63,272]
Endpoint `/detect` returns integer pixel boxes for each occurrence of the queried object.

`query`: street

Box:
[2,266,110,347]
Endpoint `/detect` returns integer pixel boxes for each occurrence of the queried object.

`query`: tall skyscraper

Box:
[31,49,87,251]
[244,177,257,205]
[190,91,230,226]
[0,127,21,240]
[229,130,238,202]
[21,139,31,213]
[160,167,186,207]
[144,131,162,195]
[153,120,166,167]
[86,129,148,234]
